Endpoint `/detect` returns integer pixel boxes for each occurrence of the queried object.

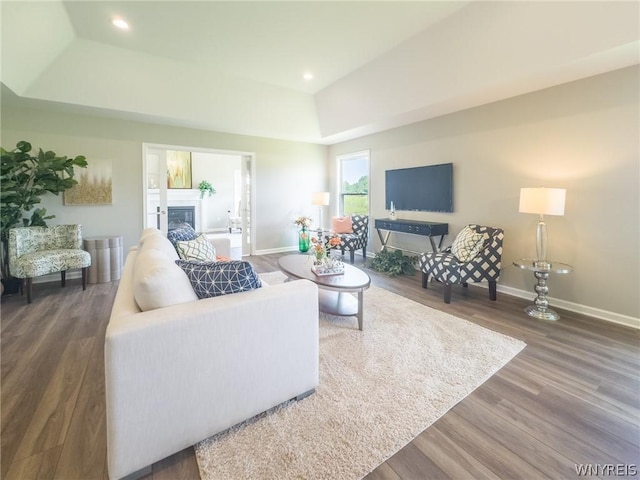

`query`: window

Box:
[337,151,369,215]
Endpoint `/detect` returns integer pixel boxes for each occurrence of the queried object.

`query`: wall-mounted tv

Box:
[385,162,453,213]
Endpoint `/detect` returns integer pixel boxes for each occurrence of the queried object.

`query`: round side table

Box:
[513,259,573,321]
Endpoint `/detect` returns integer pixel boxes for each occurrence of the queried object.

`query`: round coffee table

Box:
[278,254,371,330]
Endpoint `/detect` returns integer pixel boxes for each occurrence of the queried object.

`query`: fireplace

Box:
[161,206,196,231]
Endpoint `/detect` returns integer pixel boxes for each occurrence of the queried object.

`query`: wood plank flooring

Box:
[2,252,638,479]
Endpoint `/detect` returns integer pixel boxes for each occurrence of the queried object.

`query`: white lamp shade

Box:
[311,191,330,206]
[519,187,566,216]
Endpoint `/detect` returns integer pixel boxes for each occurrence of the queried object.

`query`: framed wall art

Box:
[167,150,192,189]
[64,159,113,205]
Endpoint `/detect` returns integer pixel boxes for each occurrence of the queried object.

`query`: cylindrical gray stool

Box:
[84,235,124,283]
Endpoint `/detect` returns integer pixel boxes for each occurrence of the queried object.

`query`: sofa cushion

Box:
[332,215,353,234]
[450,226,485,263]
[176,260,262,299]
[176,234,217,262]
[133,248,198,311]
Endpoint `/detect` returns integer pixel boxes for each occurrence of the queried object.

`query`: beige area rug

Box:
[195,271,526,480]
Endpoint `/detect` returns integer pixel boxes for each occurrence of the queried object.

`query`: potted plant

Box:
[367,249,417,276]
[0,141,87,292]
[198,180,216,199]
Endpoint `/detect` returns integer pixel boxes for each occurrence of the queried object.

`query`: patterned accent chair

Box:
[8,224,91,303]
[419,224,504,304]
[326,215,369,264]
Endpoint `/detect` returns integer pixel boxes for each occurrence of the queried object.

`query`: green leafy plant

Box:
[0,140,87,279]
[197,180,216,199]
[367,249,417,276]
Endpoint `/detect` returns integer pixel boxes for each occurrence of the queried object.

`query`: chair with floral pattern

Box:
[8,224,91,303]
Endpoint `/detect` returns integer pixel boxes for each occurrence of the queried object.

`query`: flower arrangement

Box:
[311,235,342,263]
[310,234,344,275]
[294,216,312,229]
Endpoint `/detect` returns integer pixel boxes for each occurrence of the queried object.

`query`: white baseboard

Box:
[471,283,640,330]
[255,246,299,255]
[256,248,640,329]
[35,248,635,330]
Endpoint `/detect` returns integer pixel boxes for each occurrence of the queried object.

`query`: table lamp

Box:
[311,191,330,231]
[519,187,566,269]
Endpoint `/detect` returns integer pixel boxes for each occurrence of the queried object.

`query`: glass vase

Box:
[299,227,310,252]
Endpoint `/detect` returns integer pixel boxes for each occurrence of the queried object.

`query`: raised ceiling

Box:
[2,1,638,144]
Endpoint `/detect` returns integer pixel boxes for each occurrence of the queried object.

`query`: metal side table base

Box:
[513,259,573,322]
[525,305,560,321]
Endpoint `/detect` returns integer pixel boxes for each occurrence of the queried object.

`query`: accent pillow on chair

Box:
[176,260,262,299]
[175,234,217,262]
[332,216,353,234]
[450,225,486,262]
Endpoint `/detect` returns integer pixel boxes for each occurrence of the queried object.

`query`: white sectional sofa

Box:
[105,228,319,479]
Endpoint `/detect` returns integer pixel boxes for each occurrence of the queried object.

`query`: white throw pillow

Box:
[139,228,180,260]
[175,234,217,262]
[133,248,198,311]
[450,226,485,263]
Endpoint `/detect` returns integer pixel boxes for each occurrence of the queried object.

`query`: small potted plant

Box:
[198,180,216,199]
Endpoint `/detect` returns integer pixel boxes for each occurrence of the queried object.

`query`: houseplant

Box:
[0,140,87,290]
[198,180,216,199]
[367,249,417,276]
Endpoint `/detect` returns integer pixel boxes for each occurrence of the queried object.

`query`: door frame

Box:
[142,142,256,256]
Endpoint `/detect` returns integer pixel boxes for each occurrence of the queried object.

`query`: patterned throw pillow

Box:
[175,234,217,262]
[175,260,262,299]
[167,224,198,249]
[450,226,485,263]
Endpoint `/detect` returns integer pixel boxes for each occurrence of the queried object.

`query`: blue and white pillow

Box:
[175,260,262,299]
[167,224,198,249]
[176,234,217,262]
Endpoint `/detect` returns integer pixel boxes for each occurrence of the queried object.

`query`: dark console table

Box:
[374,218,449,254]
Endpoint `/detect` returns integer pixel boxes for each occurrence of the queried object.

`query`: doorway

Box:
[142,143,255,256]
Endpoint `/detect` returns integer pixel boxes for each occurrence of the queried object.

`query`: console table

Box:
[374,218,448,254]
[513,258,573,321]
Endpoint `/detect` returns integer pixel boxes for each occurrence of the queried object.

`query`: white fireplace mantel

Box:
[147,189,204,231]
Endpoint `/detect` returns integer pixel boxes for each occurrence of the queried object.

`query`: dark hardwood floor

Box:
[2,252,638,479]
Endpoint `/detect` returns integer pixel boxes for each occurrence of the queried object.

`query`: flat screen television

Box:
[385,163,453,213]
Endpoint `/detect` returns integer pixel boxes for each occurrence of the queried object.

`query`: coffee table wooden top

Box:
[278,254,371,292]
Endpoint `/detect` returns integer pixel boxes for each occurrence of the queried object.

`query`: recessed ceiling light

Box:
[303,72,314,81]
[112,17,130,30]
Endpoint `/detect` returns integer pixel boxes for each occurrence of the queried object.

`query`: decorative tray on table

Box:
[311,263,345,276]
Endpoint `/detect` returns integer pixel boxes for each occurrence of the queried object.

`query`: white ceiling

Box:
[2,1,639,144]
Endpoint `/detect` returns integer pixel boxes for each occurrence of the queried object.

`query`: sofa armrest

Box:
[105,279,318,479]
[209,236,231,258]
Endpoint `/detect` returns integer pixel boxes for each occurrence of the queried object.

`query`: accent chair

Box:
[326,214,369,264]
[8,224,91,303]
[419,224,504,303]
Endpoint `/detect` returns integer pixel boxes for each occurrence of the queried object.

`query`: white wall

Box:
[191,152,241,231]
[329,66,640,321]
[1,105,328,253]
